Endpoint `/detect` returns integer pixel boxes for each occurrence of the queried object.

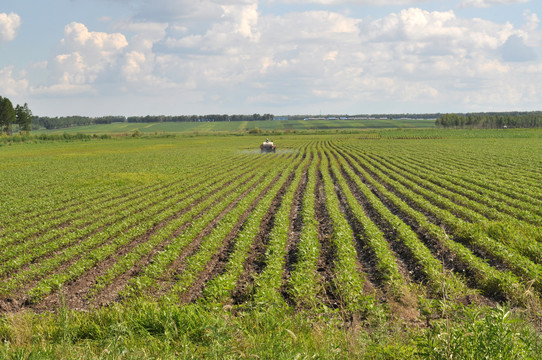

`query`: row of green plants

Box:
[0,143,241,237]
[0,157,252,283]
[86,162,273,300]
[360,152,542,263]
[252,149,311,306]
[392,150,542,208]
[379,152,542,225]
[18,153,287,302]
[203,147,310,304]
[0,177,197,271]
[1,178,192,295]
[166,153,307,302]
[357,152,542,297]
[319,149,373,312]
[286,149,323,308]
[343,148,535,305]
[330,146,470,299]
[120,154,297,299]
[327,149,408,300]
[402,146,542,202]
[0,153,245,242]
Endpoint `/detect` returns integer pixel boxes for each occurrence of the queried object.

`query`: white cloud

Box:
[272,0,430,5]
[61,22,128,56]
[222,3,260,41]
[0,66,28,96]
[26,2,542,114]
[0,12,21,42]
[41,23,128,94]
[139,5,542,111]
[459,0,529,8]
[523,10,539,33]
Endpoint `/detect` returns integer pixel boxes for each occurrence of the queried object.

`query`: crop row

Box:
[338,147,535,305]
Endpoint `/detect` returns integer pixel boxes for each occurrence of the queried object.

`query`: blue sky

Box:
[0,0,541,116]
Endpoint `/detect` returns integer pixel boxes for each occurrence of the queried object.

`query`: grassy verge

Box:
[0,301,540,359]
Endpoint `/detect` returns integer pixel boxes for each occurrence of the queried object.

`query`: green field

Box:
[1,129,542,359]
[33,118,436,135]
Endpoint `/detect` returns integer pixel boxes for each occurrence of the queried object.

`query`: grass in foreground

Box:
[0,300,540,359]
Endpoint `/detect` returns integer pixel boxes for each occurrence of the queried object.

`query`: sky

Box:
[0,0,541,117]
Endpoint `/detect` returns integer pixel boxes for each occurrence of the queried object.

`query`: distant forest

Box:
[32,113,440,130]
[30,111,542,130]
[436,112,542,129]
[33,114,274,130]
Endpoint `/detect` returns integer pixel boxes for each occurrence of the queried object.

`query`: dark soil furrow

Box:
[338,150,507,294]
[280,159,310,305]
[12,172,254,311]
[353,153,513,274]
[152,178,270,299]
[231,157,304,305]
[56,172,256,310]
[314,160,341,309]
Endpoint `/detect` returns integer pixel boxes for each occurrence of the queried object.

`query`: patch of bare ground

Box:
[337,150,502,303]
[21,173,254,313]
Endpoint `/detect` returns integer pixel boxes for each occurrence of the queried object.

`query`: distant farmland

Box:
[33,118,436,134]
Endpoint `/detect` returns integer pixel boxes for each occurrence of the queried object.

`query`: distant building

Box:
[274,116,289,121]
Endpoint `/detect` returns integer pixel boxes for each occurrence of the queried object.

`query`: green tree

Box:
[15,103,33,133]
[0,96,17,135]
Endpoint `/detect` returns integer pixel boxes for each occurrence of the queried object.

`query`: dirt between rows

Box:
[1,179,186,286]
[7,170,255,313]
[153,172,274,302]
[336,149,500,305]
[280,157,311,306]
[232,156,304,305]
[178,164,296,304]
[313,158,342,309]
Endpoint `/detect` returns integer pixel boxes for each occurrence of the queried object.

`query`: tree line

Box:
[0,96,32,135]
[33,114,275,130]
[436,112,542,129]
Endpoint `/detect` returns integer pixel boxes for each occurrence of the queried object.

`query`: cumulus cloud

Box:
[130,5,542,111]
[523,10,539,33]
[31,2,542,113]
[0,66,28,96]
[274,0,430,4]
[459,0,529,8]
[0,12,21,42]
[43,23,128,94]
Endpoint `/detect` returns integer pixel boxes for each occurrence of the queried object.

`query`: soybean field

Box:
[1,132,542,314]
